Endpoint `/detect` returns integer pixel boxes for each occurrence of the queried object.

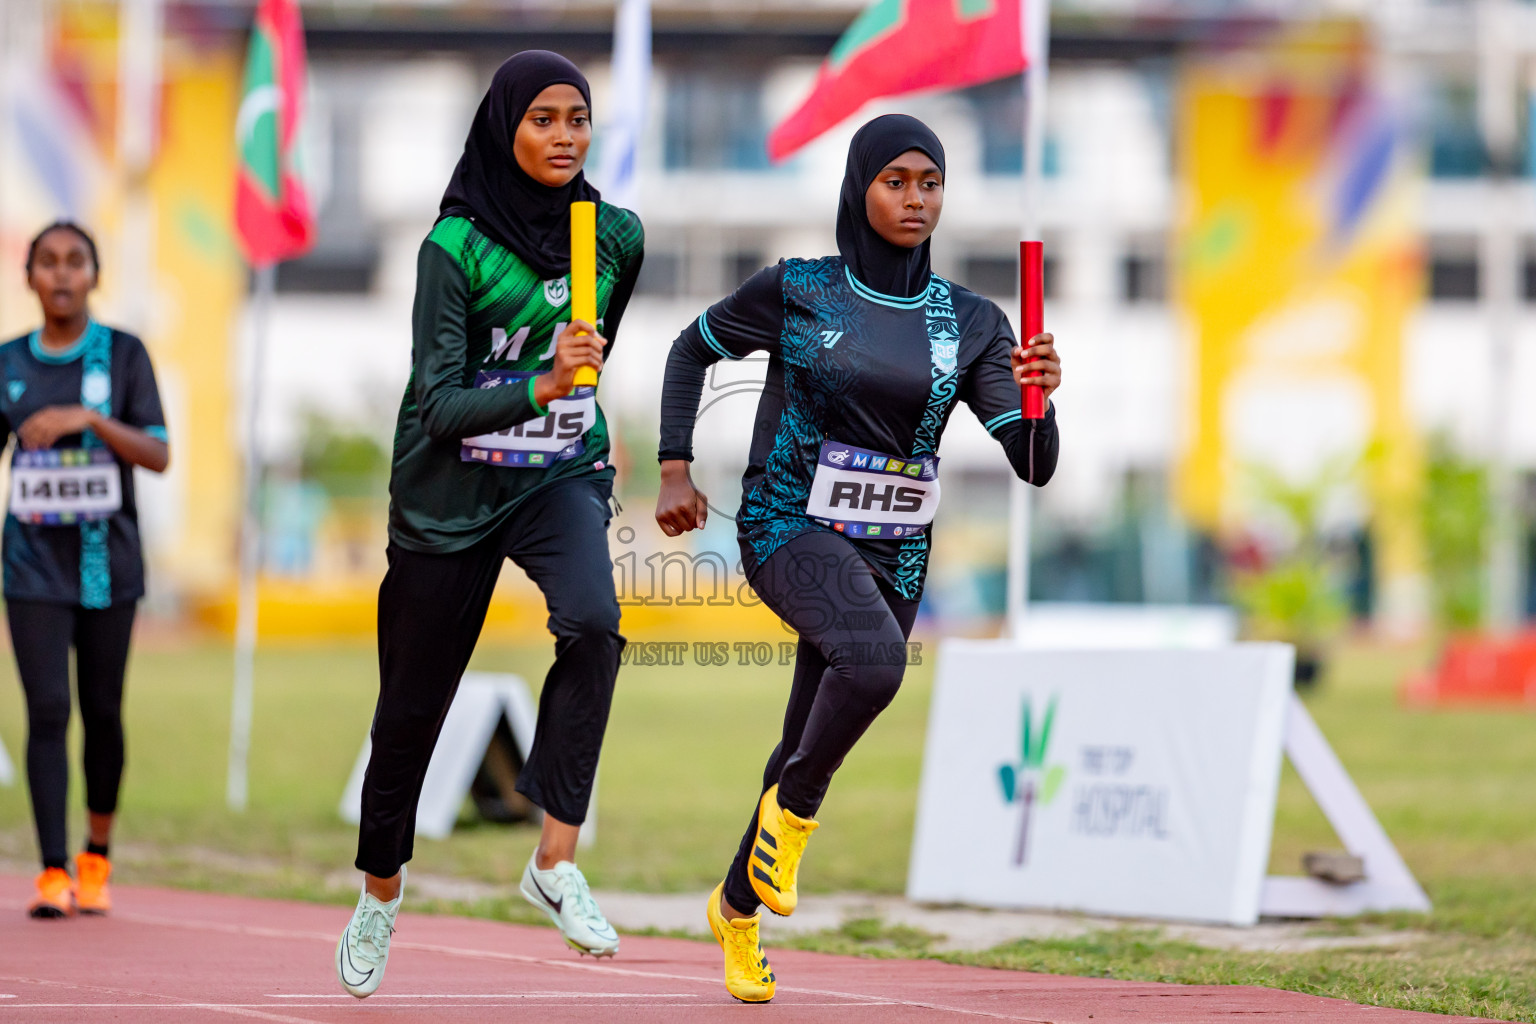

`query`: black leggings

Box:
[355,478,624,878]
[723,530,919,915]
[7,600,137,871]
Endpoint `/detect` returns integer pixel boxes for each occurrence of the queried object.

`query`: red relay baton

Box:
[1020,240,1046,420]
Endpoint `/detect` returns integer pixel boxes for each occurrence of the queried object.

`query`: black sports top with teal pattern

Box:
[0,322,167,607]
[389,208,644,553]
[658,257,1059,601]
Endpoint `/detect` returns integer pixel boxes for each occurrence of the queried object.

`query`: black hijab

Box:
[836,114,946,299]
[439,50,600,279]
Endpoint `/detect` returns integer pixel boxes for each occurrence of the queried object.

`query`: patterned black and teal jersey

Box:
[659,256,1058,601]
[389,209,644,553]
[0,323,167,606]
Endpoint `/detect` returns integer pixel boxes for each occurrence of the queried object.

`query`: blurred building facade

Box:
[3,0,1536,632]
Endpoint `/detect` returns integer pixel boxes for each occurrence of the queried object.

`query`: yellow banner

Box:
[0,5,243,602]
[1174,22,1424,595]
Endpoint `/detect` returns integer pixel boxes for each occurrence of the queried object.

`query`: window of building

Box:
[962,78,1059,177]
[276,67,380,295]
[958,251,1058,300]
[663,65,770,171]
[635,251,682,297]
[961,256,1018,298]
[1120,254,1164,303]
[1428,236,1480,301]
[729,251,766,289]
[1121,237,1167,304]
[1426,78,1488,178]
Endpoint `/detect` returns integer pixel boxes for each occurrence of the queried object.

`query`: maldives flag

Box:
[234,0,314,267]
[769,0,1031,162]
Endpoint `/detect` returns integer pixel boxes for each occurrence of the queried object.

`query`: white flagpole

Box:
[1006,0,1052,638]
[595,0,650,213]
[117,0,162,337]
[228,264,273,811]
[578,0,649,849]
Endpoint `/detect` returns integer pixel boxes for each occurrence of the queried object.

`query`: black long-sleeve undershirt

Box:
[658,302,1059,486]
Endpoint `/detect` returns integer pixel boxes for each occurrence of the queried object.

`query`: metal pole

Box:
[1007,0,1052,638]
[117,0,162,335]
[1477,0,1524,632]
[1484,182,1520,632]
[2,0,51,330]
[227,263,273,811]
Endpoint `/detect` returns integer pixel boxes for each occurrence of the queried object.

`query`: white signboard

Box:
[908,642,1294,925]
[1011,602,1239,650]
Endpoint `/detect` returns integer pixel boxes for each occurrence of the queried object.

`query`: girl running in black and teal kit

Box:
[656,115,1062,1002]
[2,222,170,919]
[335,52,642,998]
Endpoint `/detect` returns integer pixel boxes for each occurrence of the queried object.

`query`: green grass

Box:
[784,920,1535,1021]
[0,638,929,898]
[0,635,1533,1019]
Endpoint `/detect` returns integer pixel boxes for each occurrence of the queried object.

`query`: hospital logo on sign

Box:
[544,277,570,307]
[998,695,1066,867]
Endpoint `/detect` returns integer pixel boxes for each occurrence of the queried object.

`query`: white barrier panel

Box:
[1260,696,1431,917]
[339,673,539,840]
[908,642,1293,925]
[908,640,1429,924]
[1011,602,1239,650]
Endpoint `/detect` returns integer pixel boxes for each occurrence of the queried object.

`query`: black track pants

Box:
[355,478,624,878]
[722,531,918,915]
[7,600,137,871]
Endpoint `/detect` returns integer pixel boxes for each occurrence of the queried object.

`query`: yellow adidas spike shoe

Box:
[706,882,774,1003]
[748,784,818,917]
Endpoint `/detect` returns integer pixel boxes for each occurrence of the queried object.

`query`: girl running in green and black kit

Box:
[335,51,643,997]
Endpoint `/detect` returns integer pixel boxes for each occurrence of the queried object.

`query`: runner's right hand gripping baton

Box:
[571,201,598,387]
[1020,240,1046,420]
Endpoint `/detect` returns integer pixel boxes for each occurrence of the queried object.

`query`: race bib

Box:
[460,371,595,468]
[806,440,940,538]
[10,448,122,524]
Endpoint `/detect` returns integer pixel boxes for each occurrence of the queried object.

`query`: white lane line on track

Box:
[0,973,324,1024]
[1,1003,901,1010]
[384,935,1053,1022]
[267,992,703,998]
[18,906,1054,1023]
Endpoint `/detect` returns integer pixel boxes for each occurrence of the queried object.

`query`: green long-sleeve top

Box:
[387,211,645,553]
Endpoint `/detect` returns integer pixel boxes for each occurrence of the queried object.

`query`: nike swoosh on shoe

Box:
[531,875,563,913]
[339,941,374,987]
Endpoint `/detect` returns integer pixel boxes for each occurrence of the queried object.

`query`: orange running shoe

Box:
[75,852,112,914]
[28,868,75,919]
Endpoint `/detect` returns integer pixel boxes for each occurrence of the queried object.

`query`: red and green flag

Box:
[234,0,314,267]
[768,0,1032,162]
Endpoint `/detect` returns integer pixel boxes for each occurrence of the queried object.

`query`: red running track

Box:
[0,875,1497,1023]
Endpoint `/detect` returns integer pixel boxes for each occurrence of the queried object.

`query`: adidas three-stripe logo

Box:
[752,827,779,890]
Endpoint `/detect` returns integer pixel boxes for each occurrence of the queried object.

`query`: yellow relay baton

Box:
[570,201,598,387]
